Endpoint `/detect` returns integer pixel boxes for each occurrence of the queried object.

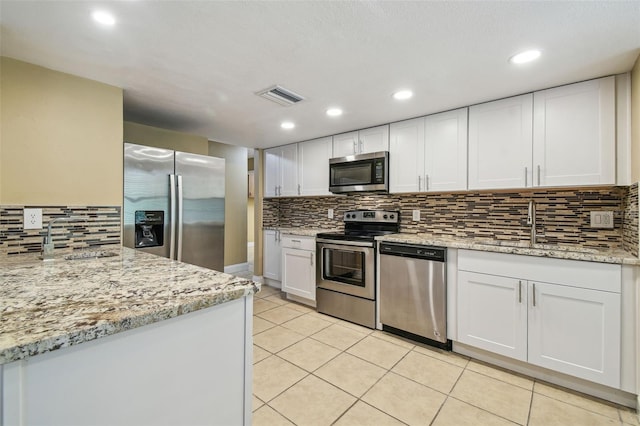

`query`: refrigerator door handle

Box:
[169,174,177,260]
[177,174,184,262]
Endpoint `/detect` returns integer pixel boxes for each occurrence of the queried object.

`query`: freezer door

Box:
[175,151,225,271]
[123,143,175,259]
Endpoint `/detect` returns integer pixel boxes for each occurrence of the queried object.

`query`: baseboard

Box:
[263,278,281,289]
[224,263,249,274]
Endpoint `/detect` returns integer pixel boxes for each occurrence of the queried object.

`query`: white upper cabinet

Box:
[298,136,332,196]
[469,76,617,190]
[424,108,468,191]
[533,76,615,187]
[264,148,280,198]
[390,109,468,193]
[332,125,389,157]
[389,117,425,193]
[468,94,533,190]
[264,144,298,197]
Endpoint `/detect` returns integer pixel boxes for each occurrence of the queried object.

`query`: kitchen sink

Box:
[64,250,118,260]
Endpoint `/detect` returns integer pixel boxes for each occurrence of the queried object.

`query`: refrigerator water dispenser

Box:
[135,211,164,248]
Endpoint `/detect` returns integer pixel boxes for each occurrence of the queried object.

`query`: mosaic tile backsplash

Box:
[623,183,639,256]
[0,206,121,256]
[265,186,639,253]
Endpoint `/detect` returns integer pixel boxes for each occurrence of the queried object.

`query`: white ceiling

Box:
[1,1,639,150]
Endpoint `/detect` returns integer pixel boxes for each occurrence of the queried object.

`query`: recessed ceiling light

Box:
[393,90,413,100]
[281,121,295,129]
[509,49,541,64]
[92,10,116,26]
[326,108,343,117]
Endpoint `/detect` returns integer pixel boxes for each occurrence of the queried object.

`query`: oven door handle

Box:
[316,239,375,248]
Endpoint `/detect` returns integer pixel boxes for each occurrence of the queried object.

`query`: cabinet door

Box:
[528,281,621,388]
[282,248,316,300]
[457,271,528,361]
[264,148,280,197]
[332,131,359,157]
[468,94,533,189]
[358,125,390,154]
[389,117,425,193]
[424,108,468,191]
[263,231,281,281]
[533,76,615,187]
[279,144,299,196]
[298,137,332,196]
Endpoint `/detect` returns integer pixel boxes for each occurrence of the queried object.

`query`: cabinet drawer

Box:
[458,249,621,293]
[281,235,315,251]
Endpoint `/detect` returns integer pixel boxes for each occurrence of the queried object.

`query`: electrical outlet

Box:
[24,208,43,230]
[412,209,420,221]
[590,211,614,229]
[328,208,334,219]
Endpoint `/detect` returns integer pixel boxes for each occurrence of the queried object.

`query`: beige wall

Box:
[631,54,640,182]
[124,122,208,155]
[209,141,248,267]
[0,57,123,205]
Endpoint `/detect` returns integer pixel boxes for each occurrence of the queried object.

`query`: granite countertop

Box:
[0,247,259,365]
[264,227,338,237]
[377,233,640,266]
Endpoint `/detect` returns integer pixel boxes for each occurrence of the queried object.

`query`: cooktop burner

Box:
[317,210,400,242]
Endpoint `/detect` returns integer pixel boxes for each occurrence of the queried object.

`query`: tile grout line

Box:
[252,292,637,424]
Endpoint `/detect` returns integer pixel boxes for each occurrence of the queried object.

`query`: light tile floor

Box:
[250,284,639,426]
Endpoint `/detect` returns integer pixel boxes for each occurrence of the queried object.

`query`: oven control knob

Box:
[383,214,388,219]
[390,214,395,219]
[346,214,352,219]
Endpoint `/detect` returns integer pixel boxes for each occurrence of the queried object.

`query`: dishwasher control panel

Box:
[379,242,446,262]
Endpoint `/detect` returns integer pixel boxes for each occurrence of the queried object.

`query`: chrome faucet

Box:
[527,201,545,247]
[42,216,80,260]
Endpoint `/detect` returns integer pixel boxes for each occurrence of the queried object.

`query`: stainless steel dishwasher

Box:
[379,242,450,349]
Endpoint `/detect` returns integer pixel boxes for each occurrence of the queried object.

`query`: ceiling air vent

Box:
[256,85,305,106]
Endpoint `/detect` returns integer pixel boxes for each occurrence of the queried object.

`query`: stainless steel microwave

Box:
[329,151,389,193]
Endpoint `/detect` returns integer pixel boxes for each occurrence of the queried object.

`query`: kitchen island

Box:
[1,247,258,425]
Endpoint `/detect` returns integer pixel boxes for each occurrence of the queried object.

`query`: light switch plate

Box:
[412,209,420,221]
[328,208,334,219]
[24,208,43,230]
[590,211,614,229]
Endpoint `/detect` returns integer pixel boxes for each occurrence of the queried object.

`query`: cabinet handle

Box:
[426,174,429,191]
[298,184,300,195]
[532,283,536,307]
[310,252,313,265]
[291,239,301,243]
[518,280,522,303]
[278,185,282,196]
[537,165,541,186]
[275,185,278,196]
[418,175,422,191]
[353,140,357,154]
[524,167,528,187]
[359,139,363,153]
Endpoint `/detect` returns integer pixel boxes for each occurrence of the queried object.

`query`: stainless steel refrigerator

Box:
[123,142,225,270]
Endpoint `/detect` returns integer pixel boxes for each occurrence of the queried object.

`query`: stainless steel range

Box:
[316,210,399,328]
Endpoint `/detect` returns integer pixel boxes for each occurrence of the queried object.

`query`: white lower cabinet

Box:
[457,271,528,361]
[457,250,621,388]
[281,235,316,302]
[263,230,282,283]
